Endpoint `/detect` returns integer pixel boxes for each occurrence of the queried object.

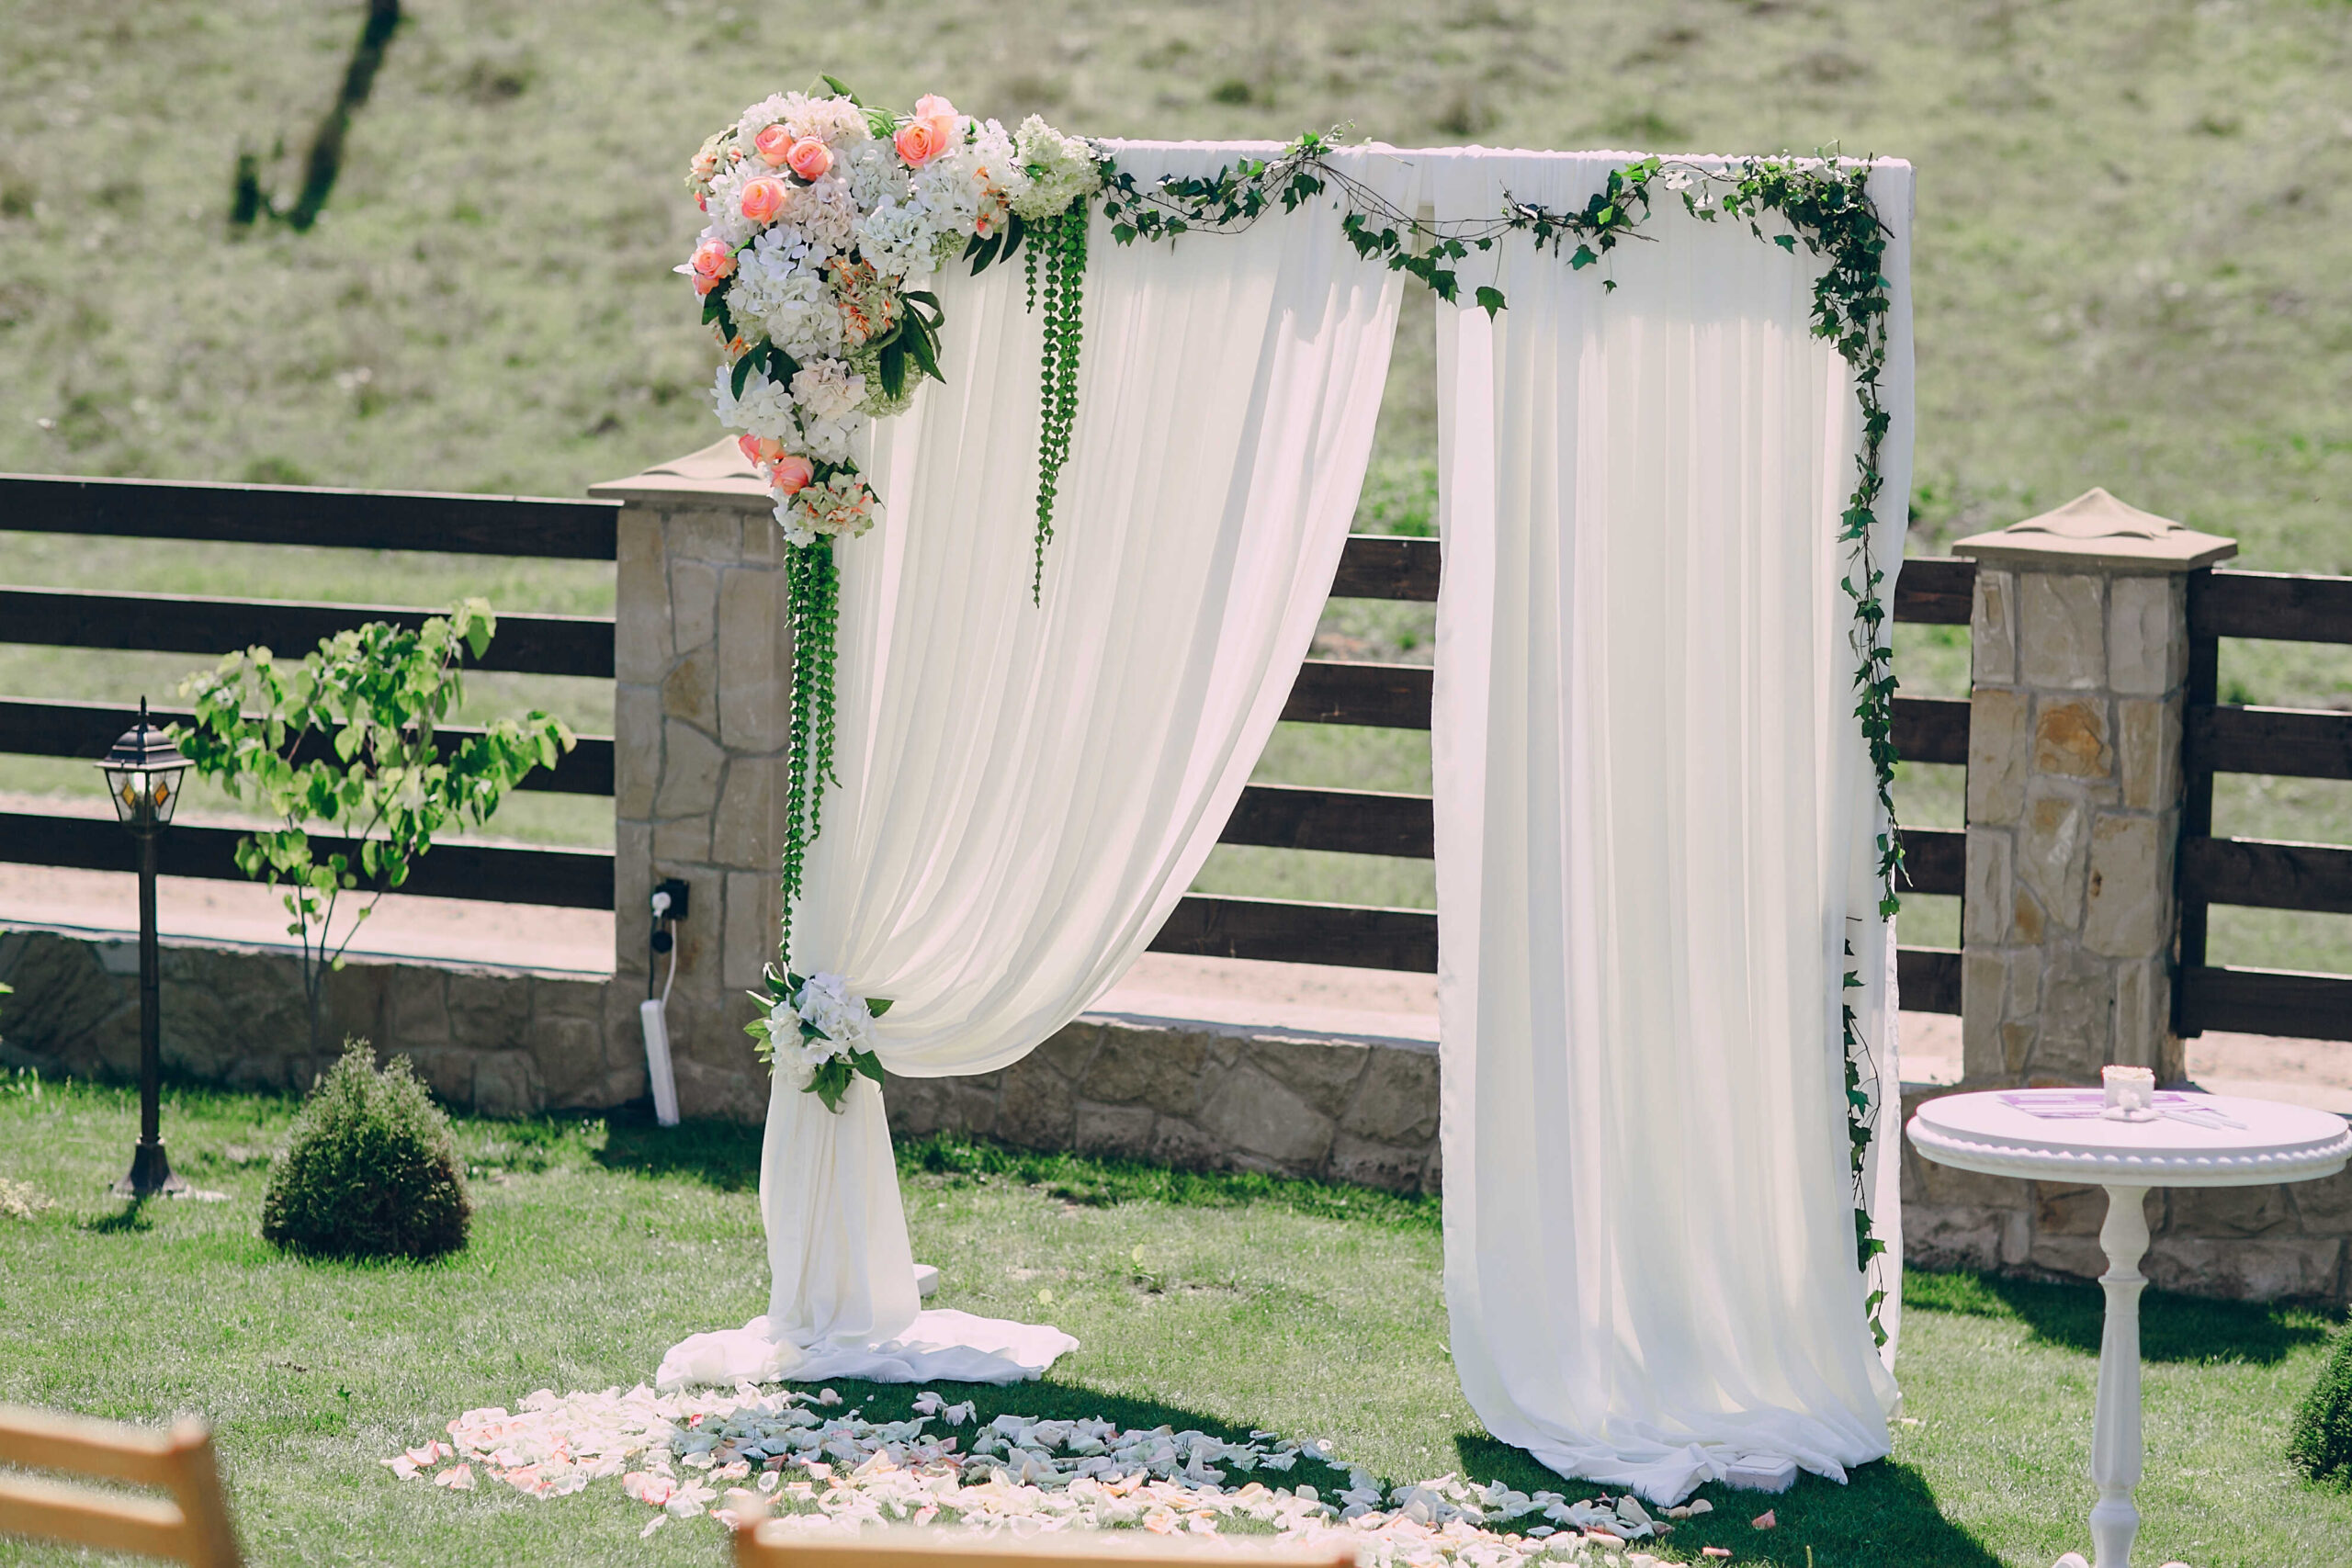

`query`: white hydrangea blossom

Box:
[729,237,841,362]
[795,974,877,1054]
[854,198,941,279]
[1007,114,1102,220]
[840,139,908,211]
[787,362,865,424]
[711,364,798,443]
[790,176,860,254]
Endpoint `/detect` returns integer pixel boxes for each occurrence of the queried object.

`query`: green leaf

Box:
[730,351,757,400]
[865,997,893,1017]
[851,1049,886,1086]
[1474,285,1507,318]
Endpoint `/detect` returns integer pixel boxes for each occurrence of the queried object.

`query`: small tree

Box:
[2290,1322,2352,1488]
[262,1040,470,1260]
[174,599,571,1052]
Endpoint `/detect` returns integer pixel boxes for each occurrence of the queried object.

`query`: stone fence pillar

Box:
[591,440,786,1120]
[1951,488,2235,1087]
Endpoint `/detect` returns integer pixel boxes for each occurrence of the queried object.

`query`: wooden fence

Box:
[2,473,2344,1038]
[2177,570,2352,1041]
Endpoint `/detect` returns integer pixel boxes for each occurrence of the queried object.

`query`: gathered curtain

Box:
[659,143,1418,1389]
[1426,149,1915,1504]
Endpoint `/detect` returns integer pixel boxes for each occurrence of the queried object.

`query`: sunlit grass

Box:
[3,1076,2349,1566]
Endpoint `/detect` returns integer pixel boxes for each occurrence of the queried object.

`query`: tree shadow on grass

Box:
[1451,1433,2003,1568]
[1907,1266,2336,1365]
[593,1111,763,1193]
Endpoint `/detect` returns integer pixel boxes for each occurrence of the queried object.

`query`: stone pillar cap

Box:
[589,437,772,511]
[1951,487,2236,573]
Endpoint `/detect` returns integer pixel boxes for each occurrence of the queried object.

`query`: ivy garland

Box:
[1098,135,1901,1333]
[1023,205,1090,603]
[777,536,839,967]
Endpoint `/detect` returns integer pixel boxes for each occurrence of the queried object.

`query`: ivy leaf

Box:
[1474,285,1506,318]
[1776,232,1798,252]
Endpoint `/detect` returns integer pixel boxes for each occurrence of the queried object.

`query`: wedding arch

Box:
[655,83,1913,1506]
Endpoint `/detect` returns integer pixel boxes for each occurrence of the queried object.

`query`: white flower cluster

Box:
[767,972,879,1084]
[390,1383,1703,1566]
[1009,115,1104,221]
[681,87,1101,547]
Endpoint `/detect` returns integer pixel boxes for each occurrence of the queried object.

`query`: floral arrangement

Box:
[744,969,893,1111]
[680,82,1103,1054]
[682,79,1101,550]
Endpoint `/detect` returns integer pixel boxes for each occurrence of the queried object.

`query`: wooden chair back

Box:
[734,1522,1358,1568]
[0,1404,242,1567]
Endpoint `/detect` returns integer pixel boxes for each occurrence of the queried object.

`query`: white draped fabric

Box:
[1427,150,1915,1504]
[658,143,1416,1391]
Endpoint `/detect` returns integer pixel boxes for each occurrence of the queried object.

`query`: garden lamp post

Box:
[96,698,189,1199]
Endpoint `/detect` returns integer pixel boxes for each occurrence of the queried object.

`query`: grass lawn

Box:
[2,1074,2347,1568]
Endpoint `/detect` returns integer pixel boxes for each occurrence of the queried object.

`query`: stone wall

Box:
[885,1016,1442,1193]
[0,928,631,1117]
[1900,1085,2352,1303]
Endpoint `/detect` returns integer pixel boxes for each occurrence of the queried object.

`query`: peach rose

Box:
[769,455,816,495]
[738,434,784,467]
[691,238,735,280]
[893,118,947,168]
[739,176,788,224]
[785,138,832,182]
[752,125,794,167]
[911,94,960,144]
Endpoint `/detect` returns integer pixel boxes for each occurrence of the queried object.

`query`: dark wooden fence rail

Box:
[14,476,2341,1039]
[2177,569,2352,1043]
[0,474,1980,998]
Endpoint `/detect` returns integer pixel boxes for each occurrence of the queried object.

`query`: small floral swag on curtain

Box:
[680,82,1899,1324]
[744,970,893,1113]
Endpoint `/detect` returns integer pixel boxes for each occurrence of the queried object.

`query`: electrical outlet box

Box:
[654,878,692,923]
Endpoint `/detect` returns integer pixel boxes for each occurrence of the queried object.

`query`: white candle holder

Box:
[2101,1065,2158,1122]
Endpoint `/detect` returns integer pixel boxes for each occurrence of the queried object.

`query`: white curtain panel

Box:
[1427,149,1915,1504]
[659,143,1417,1390]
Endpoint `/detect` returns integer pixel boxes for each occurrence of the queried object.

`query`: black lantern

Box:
[96,699,190,1198]
[98,698,188,829]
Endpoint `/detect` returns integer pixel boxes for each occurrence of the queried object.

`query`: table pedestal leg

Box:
[2088,1185,2149,1568]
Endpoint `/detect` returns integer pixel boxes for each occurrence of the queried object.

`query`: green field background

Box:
[1,0,2346,972]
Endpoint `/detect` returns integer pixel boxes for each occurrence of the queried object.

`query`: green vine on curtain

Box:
[1022,203,1090,604]
[1102,137,1901,1334]
[778,537,839,968]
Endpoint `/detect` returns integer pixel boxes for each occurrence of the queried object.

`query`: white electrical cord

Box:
[640,889,683,1127]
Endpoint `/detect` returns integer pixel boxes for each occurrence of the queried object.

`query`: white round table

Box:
[1907,1088,2351,1568]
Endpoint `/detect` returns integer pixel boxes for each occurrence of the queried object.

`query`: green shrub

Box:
[2290,1323,2352,1487]
[261,1042,470,1260]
